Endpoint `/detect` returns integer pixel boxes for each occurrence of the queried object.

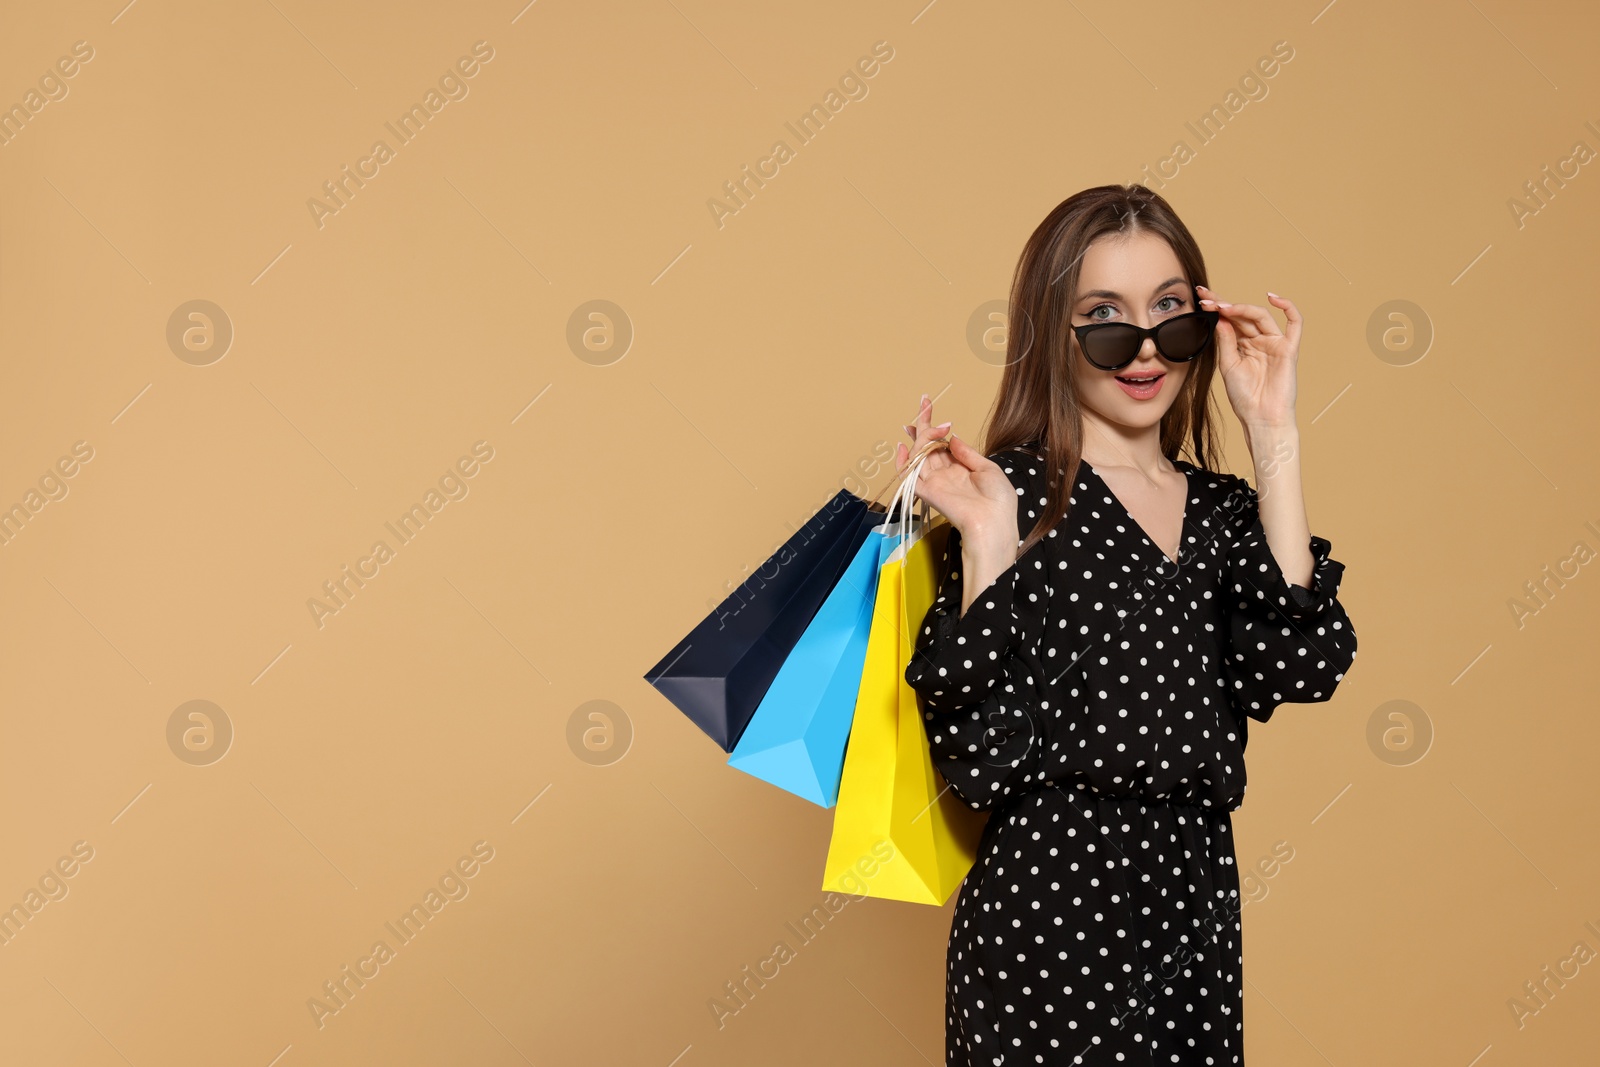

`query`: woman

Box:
[898,184,1357,1065]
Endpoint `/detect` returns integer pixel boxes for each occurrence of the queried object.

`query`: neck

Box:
[1077,415,1170,477]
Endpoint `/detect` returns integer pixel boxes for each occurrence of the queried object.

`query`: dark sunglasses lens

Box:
[1155,313,1213,361]
[1083,327,1138,369]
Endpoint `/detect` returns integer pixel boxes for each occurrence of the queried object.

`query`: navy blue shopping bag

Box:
[645,488,883,752]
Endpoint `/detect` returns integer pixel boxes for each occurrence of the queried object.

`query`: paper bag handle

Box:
[878,437,948,563]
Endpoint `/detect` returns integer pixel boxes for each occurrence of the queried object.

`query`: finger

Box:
[1213,302,1280,340]
[1203,300,1265,340]
[904,426,952,472]
[1199,287,1269,338]
[1212,317,1239,368]
[1198,289,1254,335]
[915,422,947,460]
[916,446,952,484]
[1268,292,1303,351]
[895,440,907,472]
[915,393,932,434]
[944,432,987,472]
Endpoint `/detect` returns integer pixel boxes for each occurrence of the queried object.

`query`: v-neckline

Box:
[1084,458,1193,568]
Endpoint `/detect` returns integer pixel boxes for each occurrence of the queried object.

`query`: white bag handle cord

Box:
[885,439,943,567]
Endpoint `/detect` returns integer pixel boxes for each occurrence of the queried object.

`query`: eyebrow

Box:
[1076,276,1190,302]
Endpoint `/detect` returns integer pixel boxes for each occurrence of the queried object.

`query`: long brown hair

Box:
[983,184,1227,557]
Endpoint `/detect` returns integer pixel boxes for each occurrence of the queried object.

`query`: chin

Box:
[1115,407,1172,430]
[1094,385,1182,423]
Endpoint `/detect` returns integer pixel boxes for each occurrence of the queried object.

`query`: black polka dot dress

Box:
[904,445,1357,1066]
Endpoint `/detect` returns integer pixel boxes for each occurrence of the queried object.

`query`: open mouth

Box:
[1113,371,1166,399]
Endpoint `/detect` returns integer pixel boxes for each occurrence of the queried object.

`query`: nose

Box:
[1126,337,1164,367]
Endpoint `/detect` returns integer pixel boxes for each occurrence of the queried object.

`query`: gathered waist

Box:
[1003,779,1239,820]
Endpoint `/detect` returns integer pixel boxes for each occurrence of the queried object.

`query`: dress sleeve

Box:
[904,450,1049,810]
[1219,475,1358,723]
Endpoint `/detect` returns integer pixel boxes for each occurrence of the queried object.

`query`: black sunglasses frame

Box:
[1070,287,1221,372]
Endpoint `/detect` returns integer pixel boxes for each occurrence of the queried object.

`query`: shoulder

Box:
[1181,460,1243,490]
[1178,459,1257,528]
[983,445,1051,516]
[985,444,1049,491]
[987,444,1045,471]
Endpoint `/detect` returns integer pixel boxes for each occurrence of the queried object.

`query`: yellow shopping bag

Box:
[821,447,987,905]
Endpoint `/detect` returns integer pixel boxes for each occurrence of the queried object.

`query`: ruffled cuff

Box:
[1232,531,1347,623]
[1225,527,1357,721]
[1286,582,1318,611]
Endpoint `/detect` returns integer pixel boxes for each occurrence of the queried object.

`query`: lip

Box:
[1113,370,1166,400]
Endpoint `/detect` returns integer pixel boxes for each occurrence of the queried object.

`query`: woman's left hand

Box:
[1196,285,1302,430]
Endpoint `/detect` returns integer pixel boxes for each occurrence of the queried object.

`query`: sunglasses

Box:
[1070,287,1220,372]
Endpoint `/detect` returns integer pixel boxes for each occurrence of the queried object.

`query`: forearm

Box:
[1243,422,1315,590]
[959,527,1020,617]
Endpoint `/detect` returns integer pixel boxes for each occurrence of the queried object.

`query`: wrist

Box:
[1243,420,1299,455]
[1243,419,1298,435]
[960,526,1018,572]
[960,519,1019,557]
[958,531,1019,617]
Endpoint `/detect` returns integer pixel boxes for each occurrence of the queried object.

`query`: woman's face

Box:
[1068,231,1196,433]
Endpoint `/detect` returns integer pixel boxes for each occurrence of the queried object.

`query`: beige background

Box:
[0,0,1596,1063]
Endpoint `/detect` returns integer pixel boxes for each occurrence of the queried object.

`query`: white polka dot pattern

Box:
[1218,477,1355,724]
[900,447,1358,1064]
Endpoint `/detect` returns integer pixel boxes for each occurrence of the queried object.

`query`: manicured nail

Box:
[935,421,951,429]
[1267,291,1278,298]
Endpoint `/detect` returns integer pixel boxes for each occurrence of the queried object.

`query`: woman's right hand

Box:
[895,394,1020,560]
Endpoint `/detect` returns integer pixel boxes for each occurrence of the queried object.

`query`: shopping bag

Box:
[644,487,881,752]
[821,448,986,905]
[726,517,900,807]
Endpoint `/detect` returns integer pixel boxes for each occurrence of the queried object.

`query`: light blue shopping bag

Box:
[726,517,900,806]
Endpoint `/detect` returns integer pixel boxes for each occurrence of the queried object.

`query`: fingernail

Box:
[921,393,929,405]
[935,421,951,429]
[1267,291,1278,298]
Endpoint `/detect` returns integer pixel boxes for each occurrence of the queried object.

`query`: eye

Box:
[1086,294,1187,322]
